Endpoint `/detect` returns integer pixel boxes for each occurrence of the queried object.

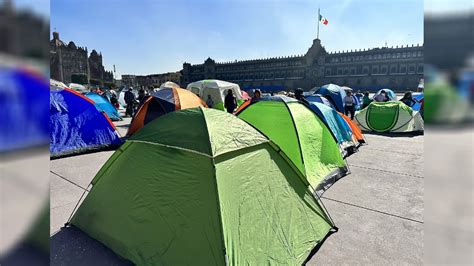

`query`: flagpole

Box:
[317,7,320,40]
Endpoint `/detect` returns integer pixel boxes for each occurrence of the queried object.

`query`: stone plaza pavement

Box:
[50,116,423,265]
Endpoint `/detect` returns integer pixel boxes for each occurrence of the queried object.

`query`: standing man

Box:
[224,89,237,114]
[362,91,372,109]
[124,88,136,117]
[343,91,356,120]
[137,89,147,107]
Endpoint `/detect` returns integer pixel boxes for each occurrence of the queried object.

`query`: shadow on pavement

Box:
[362,131,424,138]
[51,226,132,266]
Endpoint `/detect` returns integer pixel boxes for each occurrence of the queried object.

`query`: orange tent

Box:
[338,112,367,145]
[127,87,206,136]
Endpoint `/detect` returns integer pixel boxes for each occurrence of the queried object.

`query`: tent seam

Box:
[200,107,228,263]
[127,140,213,158]
[283,102,306,174]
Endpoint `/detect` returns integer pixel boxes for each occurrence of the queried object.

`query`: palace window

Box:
[408,65,416,73]
[372,67,379,75]
[350,68,356,75]
[390,65,397,74]
[400,66,407,73]
[363,67,369,75]
[417,65,424,73]
[381,66,388,74]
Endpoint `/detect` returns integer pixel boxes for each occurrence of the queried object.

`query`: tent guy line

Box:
[50,170,90,192]
[321,197,424,224]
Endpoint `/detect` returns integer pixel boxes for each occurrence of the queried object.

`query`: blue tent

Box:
[0,68,49,153]
[84,92,122,121]
[305,94,336,109]
[305,101,354,148]
[50,87,122,157]
[411,93,424,111]
[315,84,347,113]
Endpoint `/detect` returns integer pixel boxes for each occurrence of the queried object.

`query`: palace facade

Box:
[181,39,424,91]
[50,32,113,85]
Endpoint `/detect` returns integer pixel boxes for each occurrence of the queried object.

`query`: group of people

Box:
[121,88,148,117]
[118,86,424,120]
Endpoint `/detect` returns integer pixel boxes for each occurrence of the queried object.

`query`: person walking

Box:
[343,91,356,120]
[224,89,237,114]
[362,91,372,109]
[124,88,136,117]
[110,93,119,109]
[137,89,147,107]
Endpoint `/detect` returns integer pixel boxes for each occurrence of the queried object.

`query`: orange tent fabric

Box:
[338,112,366,144]
[127,88,206,136]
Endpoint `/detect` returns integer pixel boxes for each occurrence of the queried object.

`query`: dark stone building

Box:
[424,13,473,72]
[50,32,113,85]
[121,71,182,88]
[0,0,49,59]
[181,39,424,91]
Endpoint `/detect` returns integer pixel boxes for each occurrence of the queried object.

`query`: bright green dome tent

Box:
[70,107,335,265]
[235,96,349,195]
[355,101,424,133]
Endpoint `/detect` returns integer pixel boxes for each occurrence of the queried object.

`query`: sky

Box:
[49,0,426,78]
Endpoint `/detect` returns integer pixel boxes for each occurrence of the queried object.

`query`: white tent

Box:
[160,81,180,89]
[50,79,67,89]
[186,79,243,110]
[68,83,88,93]
[118,88,139,107]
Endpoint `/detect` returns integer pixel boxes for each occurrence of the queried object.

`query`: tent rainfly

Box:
[70,107,336,265]
[355,101,424,133]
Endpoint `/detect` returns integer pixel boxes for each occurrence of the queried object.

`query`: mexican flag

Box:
[319,14,329,25]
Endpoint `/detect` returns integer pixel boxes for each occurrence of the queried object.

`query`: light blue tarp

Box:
[305,94,336,109]
[85,92,122,121]
[0,68,49,152]
[306,101,353,145]
[50,88,122,157]
[315,84,347,113]
[411,93,424,111]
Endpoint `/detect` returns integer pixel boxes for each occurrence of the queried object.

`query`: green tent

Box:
[70,107,335,265]
[355,101,424,133]
[424,82,469,124]
[236,96,348,195]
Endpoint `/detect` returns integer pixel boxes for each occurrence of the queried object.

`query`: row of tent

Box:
[52,80,371,264]
[306,84,424,133]
[50,81,122,158]
[50,78,422,158]
[52,79,420,264]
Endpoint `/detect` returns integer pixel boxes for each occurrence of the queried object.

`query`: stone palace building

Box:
[181,38,424,91]
[50,32,113,85]
[0,0,49,59]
